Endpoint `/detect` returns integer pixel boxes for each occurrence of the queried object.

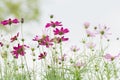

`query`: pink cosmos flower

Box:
[45,21,62,28]
[1,18,19,25]
[104,53,120,61]
[86,42,96,49]
[74,61,85,68]
[0,42,3,47]
[11,44,29,59]
[33,35,53,48]
[86,30,95,37]
[33,35,41,41]
[51,36,69,43]
[53,27,69,35]
[95,25,111,38]
[12,18,19,23]
[10,32,19,42]
[70,45,80,52]
[39,35,53,48]
[0,20,9,25]
[84,22,90,29]
[58,54,67,61]
[38,52,47,60]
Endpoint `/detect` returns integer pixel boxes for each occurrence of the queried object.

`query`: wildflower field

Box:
[0,15,120,80]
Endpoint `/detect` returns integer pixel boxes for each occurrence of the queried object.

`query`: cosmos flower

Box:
[11,44,29,59]
[84,22,90,29]
[70,45,80,52]
[39,35,53,48]
[33,35,53,48]
[58,54,67,61]
[86,30,95,37]
[104,53,120,61]
[38,52,47,60]
[95,25,111,38]
[45,21,62,28]
[86,42,96,49]
[51,36,69,43]
[74,61,85,68]
[1,18,19,26]
[33,35,41,41]
[10,32,19,42]
[53,27,69,35]
[0,42,3,47]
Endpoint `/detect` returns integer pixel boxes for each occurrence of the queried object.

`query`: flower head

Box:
[45,21,62,28]
[104,53,120,61]
[33,35,53,48]
[33,35,41,41]
[53,27,69,35]
[52,36,69,43]
[74,61,85,68]
[86,30,95,37]
[0,42,3,47]
[70,45,80,52]
[11,44,29,58]
[10,32,19,42]
[86,42,96,49]
[58,54,67,61]
[95,25,111,38]
[38,52,47,60]
[84,22,90,29]
[1,18,19,26]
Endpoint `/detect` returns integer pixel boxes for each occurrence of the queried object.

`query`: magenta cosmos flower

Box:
[0,42,3,47]
[11,44,29,58]
[86,30,95,37]
[45,21,62,28]
[33,35,53,48]
[1,18,19,26]
[104,53,120,61]
[10,32,19,42]
[95,25,111,38]
[51,36,69,43]
[53,27,69,35]
[38,52,47,60]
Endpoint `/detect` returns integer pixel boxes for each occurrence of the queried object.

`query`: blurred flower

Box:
[38,52,47,60]
[95,25,111,38]
[0,42,3,47]
[104,53,120,61]
[33,35,53,48]
[45,21,62,28]
[74,61,85,68]
[70,45,80,52]
[1,18,19,26]
[12,19,19,24]
[39,35,53,48]
[11,44,29,58]
[86,42,96,49]
[33,35,41,41]
[84,22,90,29]
[10,32,19,42]
[58,54,67,61]
[86,30,95,37]
[52,36,69,43]
[53,27,69,35]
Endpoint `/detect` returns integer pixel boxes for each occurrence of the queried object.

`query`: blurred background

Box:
[0,0,120,54]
